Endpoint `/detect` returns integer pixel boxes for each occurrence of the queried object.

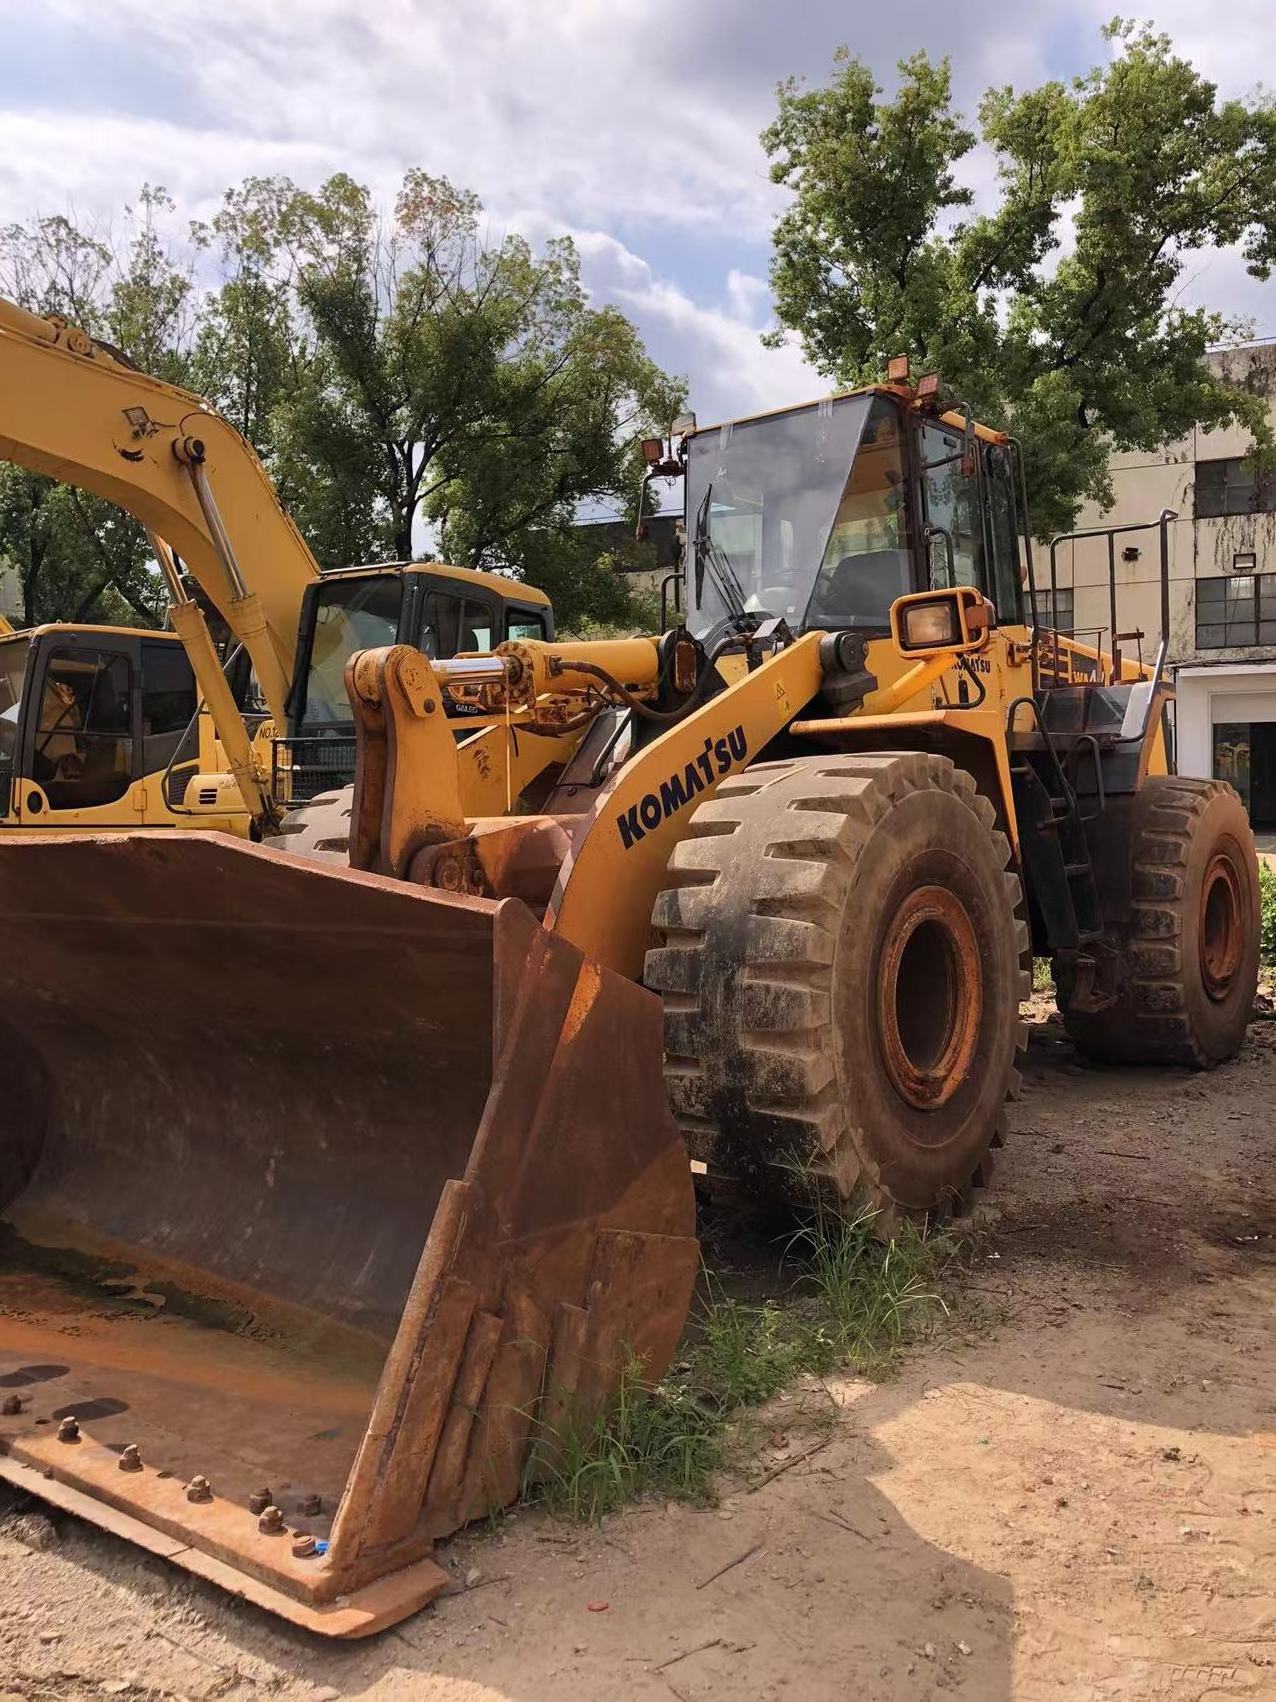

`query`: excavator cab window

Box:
[295,574,406,729]
[507,608,547,642]
[33,647,134,810]
[140,641,198,777]
[0,637,30,815]
[459,600,493,653]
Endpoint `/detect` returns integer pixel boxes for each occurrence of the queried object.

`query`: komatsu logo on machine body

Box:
[615,725,748,850]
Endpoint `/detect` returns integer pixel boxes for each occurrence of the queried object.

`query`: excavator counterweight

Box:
[0,831,696,1634]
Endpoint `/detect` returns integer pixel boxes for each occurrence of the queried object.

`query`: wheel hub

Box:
[1199,850,1244,1002]
[877,885,983,1110]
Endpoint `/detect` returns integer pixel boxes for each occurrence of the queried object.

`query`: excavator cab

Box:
[279,565,555,800]
[0,626,249,833]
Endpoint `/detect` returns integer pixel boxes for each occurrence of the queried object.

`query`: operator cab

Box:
[283,564,555,801]
[0,625,235,828]
[678,388,1025,640]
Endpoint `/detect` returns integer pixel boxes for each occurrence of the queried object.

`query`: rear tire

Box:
[645,753,1030,1221]
[1054,777,1259,1067]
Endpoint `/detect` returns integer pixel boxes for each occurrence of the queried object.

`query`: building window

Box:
[1195,457,1276,518]
[1036,588,1073,633]
[1195,572,1276,648]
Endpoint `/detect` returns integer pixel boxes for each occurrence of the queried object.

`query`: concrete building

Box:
[1057,342,1276,830]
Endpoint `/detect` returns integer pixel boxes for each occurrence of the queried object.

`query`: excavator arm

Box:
[0,296,319,734]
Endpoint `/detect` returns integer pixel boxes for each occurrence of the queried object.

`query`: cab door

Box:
[16,634,142,828]
[917,419,985,593]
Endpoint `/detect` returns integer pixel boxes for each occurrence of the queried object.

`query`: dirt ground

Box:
[3,997,1275,1702]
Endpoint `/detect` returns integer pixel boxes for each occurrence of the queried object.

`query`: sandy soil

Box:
[2,998,1275,1702]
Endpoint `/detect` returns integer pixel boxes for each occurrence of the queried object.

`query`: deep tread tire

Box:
[1054,777,1259,1068]
[645,753,1030,1219]
[267,786,353,865]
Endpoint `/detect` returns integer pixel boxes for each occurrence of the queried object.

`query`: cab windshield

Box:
[296,575,405,729]
[685,393,913,637]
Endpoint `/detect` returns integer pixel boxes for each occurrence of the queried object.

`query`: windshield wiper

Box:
[693,482,748,621]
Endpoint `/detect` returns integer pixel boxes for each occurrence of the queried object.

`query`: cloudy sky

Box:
[1,0,1273,427]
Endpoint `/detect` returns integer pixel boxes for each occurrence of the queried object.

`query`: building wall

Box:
[1059,344,1276,819]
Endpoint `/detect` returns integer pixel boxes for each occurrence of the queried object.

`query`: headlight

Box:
[901,601,961,649]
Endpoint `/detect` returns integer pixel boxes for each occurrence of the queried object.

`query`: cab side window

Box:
[141,642,198,774]
[507,610,546,642]
[921,423,983,591]
[418,592,462,659]
[460,600,494,653]
[35,649,134,809]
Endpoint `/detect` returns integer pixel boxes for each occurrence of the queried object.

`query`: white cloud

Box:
[0,0,1272,424]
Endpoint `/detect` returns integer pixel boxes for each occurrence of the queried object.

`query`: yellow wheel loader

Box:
[0,296,553,835]
[0,365,1260,1634]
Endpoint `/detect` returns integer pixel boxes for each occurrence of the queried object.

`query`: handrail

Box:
[1045,509,1177,681]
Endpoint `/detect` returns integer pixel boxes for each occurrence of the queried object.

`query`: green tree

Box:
[267,170,683,625]
[189,177,300,450]
[0,171,683,633]
[763,21,1276,536]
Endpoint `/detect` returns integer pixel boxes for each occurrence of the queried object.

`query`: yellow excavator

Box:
[0,356,1259,1636]
[0,296,553,835]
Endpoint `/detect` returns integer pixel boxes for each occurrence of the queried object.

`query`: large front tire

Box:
[645,753,1029,1220]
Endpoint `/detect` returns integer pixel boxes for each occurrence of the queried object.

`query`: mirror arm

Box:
[923,522,957,589]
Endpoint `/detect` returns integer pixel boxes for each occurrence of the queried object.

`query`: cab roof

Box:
[6,624,183,644]
[686,383,1010,448]
[318,562,552,607]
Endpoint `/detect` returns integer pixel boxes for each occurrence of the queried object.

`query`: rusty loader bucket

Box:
[0,832,696,1635]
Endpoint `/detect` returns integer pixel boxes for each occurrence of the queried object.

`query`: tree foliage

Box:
[763,20,1276,536]
[0,173,681,631]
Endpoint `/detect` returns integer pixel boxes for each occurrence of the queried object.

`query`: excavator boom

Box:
[0,296,318,728]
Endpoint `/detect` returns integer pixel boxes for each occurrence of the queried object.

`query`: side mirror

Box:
[891,586,996,658]
[960,411,976,478]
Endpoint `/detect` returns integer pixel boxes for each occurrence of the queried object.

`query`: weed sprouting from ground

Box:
[520,1205,958,1520]
[785,1205,951,1375]
[1260,859,1276,968]
[1032,957,1055,993]
[523,1354,722,1521]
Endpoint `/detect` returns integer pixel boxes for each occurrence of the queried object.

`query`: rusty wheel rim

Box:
[1199,850,1244,1002]
[877,885,983,1111]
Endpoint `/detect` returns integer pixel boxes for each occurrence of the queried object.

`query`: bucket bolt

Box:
[185,1475,213,1504]
[258,1505,285,1536]
[248,1487,272,1516]
[1,1396,21,1417]
[291,1533,318,1559]
[57,1416,80,1444]
[118,1444,143,1473]
[300,1494,322,1518]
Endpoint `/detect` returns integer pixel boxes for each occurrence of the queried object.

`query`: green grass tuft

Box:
[519,1206,956,1521]
[523,1354,722,1521]
[1260,859,1276,968]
